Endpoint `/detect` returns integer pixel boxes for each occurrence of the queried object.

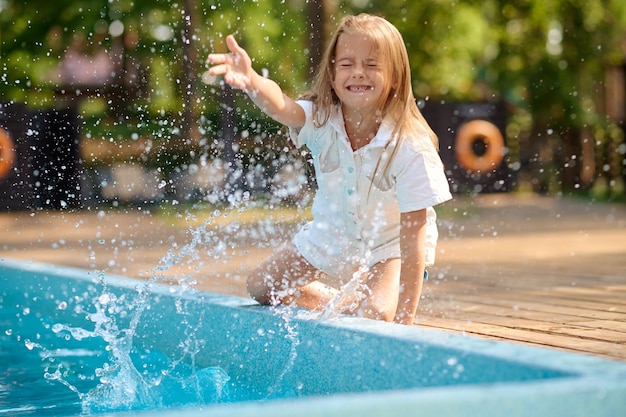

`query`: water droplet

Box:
[98,293,112,305]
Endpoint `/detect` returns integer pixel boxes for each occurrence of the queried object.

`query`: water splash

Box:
[318,204,386,320]
[317,265,369,321]
[265,309,301,399]
[32,163,368,412]
[41,212,236,413]
[48,286,157,411]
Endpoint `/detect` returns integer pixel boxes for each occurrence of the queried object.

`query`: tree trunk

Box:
[306,0,327,78]
[180,0,201,147]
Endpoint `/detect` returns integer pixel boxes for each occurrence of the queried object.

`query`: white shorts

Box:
[293,226,401,287]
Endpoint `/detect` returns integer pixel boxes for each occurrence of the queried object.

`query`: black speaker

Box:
[0,103,37,210]
[0,103,84,211]
[420,101,514,193]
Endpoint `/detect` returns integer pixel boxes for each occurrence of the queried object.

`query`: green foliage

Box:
[1,0,625,196]
[0,0,307,106]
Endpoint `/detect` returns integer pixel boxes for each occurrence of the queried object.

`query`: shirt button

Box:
[347,190,354,195]
[348,167,354,173]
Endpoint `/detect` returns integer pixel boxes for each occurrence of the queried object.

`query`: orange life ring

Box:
[0,127,16,180]
[454,119,505,173]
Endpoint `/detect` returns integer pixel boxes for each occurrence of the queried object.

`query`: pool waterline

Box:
[1,258,625,417]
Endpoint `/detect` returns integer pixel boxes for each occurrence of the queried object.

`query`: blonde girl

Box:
[207,14,452,324]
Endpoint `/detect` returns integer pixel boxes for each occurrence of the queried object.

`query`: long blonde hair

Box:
[302,13,438,150]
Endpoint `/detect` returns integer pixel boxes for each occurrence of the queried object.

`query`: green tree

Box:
[486,0,626,196]
[0,0,307,134]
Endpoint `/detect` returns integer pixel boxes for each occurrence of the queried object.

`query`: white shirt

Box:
[289,100,452,282]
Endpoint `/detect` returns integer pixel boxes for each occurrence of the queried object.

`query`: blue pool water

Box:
[1,259,626,417]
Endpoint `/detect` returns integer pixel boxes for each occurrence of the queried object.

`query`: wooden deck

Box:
[420,195,626,361]
[2,194,625,361]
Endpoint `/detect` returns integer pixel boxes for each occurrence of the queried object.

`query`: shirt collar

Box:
[329,105,396,150]
[328,104,346,135]
[369,118,396,148]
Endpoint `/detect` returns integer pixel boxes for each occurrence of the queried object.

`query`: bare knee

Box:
[246,272,269,305]
[367,306,396,322]
[352,259,400,322]
[353,302,397,322]
[340,289,397,321]
[246,243,313,306]
[247,270,277,306]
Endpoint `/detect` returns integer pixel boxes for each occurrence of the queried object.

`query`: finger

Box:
[224,73,248,90]
[206,53,227,65]
[208,64,228,76]
[225,35,243,55]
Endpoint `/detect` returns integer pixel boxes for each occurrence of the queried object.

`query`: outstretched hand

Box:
[207,35,254,91]
[206,34,305,128]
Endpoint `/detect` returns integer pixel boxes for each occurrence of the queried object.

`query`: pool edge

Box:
[2,258,626,417]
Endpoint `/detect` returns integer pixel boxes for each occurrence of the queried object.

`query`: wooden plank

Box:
[419,316,626,360]
[428,279,626,305]
[509,294,626,314]
[428,299,626,336]
[428,293,626,321]
[427,285,626,308]
[569,320,626,332]
[431,266,626,285]
[425,307,626,343]
[547,285,626,300]
[425,297,626,325]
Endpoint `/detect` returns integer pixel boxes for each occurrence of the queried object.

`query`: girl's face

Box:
[331,33,385,115]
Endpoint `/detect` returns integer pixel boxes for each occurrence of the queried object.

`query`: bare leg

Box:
[247,242,323,306]
[296,281,340,310]
[248,244,402,322]
[345,258,401,322]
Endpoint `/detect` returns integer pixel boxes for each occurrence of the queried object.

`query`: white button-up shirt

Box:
[290,100,452,283]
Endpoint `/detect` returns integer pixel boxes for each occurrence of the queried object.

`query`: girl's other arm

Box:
[394,209,428,325]
[207,35,305,128]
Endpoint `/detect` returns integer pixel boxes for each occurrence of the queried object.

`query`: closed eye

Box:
[337,59,353,67]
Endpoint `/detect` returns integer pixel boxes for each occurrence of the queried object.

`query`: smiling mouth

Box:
[348,86,373,92]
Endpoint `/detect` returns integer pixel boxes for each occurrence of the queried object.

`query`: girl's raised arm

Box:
[207,35,305,128]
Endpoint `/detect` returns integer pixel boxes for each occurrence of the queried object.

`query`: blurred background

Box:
[1,0,626,213]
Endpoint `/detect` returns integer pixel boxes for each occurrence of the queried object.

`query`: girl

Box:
[207,14,452,325]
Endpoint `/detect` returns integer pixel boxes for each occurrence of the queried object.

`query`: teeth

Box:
[349,86,371,91]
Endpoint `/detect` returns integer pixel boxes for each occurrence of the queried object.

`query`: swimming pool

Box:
[1,258,625,416]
